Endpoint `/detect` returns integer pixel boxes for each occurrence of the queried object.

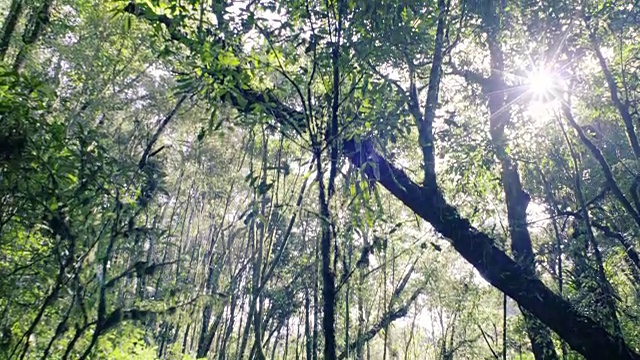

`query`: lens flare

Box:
[522,66,564,125]
[528,68,556,97]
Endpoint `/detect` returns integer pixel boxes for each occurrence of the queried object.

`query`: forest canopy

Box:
[1,0,640,359]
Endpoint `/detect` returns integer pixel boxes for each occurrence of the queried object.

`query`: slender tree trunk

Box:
[16,214,77,360]
[252,130,269,360]
[585,20,640,160]
[481,3,558,357]
[558,115,622,336]
[305,287,312,360]
[41,282,78,360]
[157,323,169,358]
[219,283,239,360]
[382,245,389,360]
[182,323,191,354]
[502,294,507,360]
[561,104,640,229]
[237,281,252,360]
[296,317,302,360]
[315,0,346,356]
[284,320,290,360]
[421,0,446,186]
[355,260,365,360]
[0,0,23,60]
[343,239,352,360]
[540,170,571,360]
[316,154,336,360]
[13,0,53,71]
[403,304,417,360]
[196,174,238,358]
[312,225,319,360]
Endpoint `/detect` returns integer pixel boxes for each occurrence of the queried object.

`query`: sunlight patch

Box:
[527,67,557,99]
[521,65,564,125]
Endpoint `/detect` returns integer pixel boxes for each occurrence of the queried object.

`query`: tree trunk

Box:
[558,114,622,335]
[13,0,53,71]
[0,0,23,60]
[345,138,639,360]
[305,287,312,360]
[316,152,336,360]
[481,3,558,357]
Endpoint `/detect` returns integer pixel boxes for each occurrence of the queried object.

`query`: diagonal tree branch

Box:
[138,95,187,170]
[343,138,636,359]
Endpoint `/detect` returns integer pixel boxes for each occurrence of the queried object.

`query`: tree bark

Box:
[0,0,23,60]
[476,2,559,357]
[558,114,622,335]
[344,138,638,360]
[485,56,559,360]
[13,0,53,71]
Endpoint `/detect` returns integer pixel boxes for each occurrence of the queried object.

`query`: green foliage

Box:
[2,0,640,359]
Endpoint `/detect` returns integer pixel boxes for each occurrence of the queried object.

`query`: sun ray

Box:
[528,67,556,97]
[481,57,568,127]
[488,90,531,121]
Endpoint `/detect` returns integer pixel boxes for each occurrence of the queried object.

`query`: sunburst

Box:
[520,63,567,124]
[527,67,557,98]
